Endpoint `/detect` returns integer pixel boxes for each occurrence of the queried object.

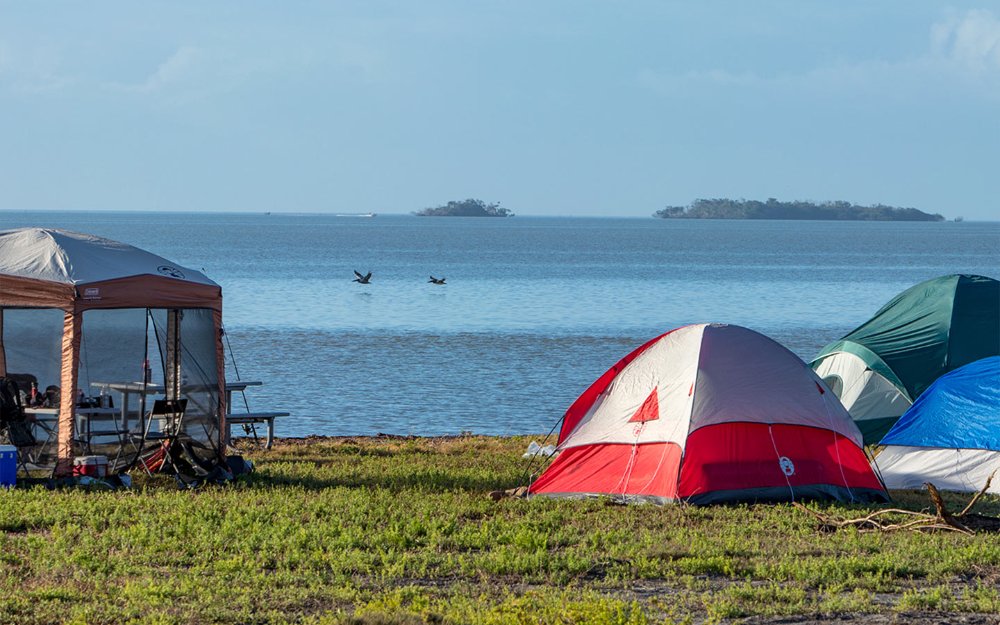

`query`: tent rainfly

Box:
[0,228,225,476]
[529,323,888,505]
[811,274,1000,445]
[877,356,1000,494]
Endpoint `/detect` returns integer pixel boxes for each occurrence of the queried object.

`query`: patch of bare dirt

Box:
[742,614,1000,625]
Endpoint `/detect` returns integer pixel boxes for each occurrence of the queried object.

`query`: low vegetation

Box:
[2,435,999,624]
[654,198,944,221]
[414,199,514,217]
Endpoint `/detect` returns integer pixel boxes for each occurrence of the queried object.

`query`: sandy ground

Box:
[744,615,999,624]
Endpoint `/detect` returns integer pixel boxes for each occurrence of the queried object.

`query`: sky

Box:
[1,2,998,219]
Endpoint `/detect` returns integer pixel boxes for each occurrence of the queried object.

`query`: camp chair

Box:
[0,375,39,475]
[0,419,38,476]
[131,399,188,475]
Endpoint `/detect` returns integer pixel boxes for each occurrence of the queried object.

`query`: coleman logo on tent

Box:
[82,287,101,300]
[157,265,186,279]
[779,456,796,477]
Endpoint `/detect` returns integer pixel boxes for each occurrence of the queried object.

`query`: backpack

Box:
[0,377,35,447]
[0,377,24,424]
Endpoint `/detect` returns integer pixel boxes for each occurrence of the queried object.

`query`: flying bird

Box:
[428,276,446,285]
[353,270,372,284]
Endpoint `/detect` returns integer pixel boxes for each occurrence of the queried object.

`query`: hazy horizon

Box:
[4,208,997,222]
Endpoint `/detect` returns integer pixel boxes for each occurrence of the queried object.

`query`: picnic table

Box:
[23,405,123,457]
[90,380,288,449]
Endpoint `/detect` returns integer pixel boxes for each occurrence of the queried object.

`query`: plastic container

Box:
[72,455,109,478]
[0,444,16,488]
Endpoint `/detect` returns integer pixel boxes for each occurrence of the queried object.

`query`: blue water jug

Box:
[0,444,16,488]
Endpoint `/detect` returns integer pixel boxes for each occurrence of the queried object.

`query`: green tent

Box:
[811,274,1000,445]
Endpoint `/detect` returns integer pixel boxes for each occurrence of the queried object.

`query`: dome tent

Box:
[528,324,887,505]
[0,228,225,476]
[811,274,1000,445]
[877,357,1000,494]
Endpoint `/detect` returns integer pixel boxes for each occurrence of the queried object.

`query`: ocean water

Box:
[3,211,998,436]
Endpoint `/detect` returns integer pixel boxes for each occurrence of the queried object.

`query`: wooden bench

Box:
[226,412,289,450]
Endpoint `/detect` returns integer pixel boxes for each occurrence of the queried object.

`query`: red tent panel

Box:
[678,422,883,499]
[529,442,682,500]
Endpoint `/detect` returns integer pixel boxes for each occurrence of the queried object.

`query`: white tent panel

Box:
[813,352,911,423]
[877,446,1000,494]
[562,324,704,449]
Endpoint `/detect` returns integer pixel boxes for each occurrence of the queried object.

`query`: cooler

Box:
[72,455,109,478]
[0,444,16,488]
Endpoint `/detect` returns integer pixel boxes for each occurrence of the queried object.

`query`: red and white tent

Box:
[529,324,888,504]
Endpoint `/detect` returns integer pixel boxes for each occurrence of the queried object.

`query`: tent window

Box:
[1,308,64,396]
[823,374,844,396]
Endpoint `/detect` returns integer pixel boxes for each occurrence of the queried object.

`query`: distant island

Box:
[415,199,514,217]
[654,198,944,221]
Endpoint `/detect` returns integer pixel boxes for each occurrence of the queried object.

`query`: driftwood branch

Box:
[796,473,998,535]
[958,472,995,517]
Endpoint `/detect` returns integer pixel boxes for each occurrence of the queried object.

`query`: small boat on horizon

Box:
[335,212,377,218]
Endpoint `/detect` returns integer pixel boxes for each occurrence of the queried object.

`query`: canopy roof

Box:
[881,356,1000,450]
[812,274,1000,402]
[0,228,220,310]
[0,228,216,287]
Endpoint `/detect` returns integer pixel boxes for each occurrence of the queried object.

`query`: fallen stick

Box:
[796,473,997,535]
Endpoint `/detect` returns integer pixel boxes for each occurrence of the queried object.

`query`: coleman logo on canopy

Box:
[82,287,101,300]
[157,265,186,279]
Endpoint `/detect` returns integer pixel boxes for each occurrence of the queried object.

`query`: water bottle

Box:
[30,381,37,404]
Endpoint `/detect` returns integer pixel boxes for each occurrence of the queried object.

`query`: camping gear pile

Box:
[530,275,1000,505]
[0,227,228,483]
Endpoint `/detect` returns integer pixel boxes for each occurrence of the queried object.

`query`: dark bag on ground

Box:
[0,376,23,423]
[1,421,36,447]
[0,377,36,447]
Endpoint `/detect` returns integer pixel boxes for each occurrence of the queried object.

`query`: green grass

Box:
[2,435,999,624]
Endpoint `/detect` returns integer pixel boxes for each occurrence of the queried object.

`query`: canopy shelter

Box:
[0,228,225,476]
[811,274,1000,445]
[877,357,1000,494]
[529,324,888,505]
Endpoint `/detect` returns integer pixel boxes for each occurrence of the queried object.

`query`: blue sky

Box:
[1,2,998,218]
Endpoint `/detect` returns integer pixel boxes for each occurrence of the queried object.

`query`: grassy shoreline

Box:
[2,435,999,624]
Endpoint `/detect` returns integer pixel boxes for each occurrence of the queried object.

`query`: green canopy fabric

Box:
[813,274,999,443]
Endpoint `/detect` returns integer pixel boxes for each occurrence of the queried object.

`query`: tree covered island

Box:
[415,198,514,217]
[654,198,944,221]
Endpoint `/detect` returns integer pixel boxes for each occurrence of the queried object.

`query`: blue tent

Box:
[877,356,1000,493]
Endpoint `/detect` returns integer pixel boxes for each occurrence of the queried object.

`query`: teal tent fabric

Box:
[815,275,999,398]
[830,275,997,398]
[813,274,999,443]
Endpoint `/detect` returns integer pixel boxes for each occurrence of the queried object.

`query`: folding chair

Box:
[131,399,187,475]
[0,419,38,476]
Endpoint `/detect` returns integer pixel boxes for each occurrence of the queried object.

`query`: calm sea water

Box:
[3,211,998,436]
